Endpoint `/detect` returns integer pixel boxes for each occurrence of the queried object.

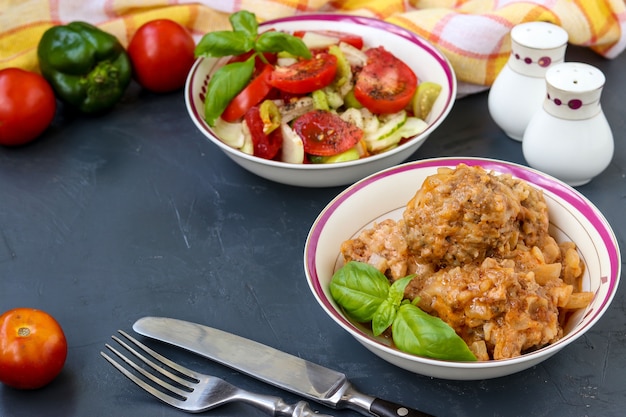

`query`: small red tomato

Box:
[0,68,56,146]
[0,308,68,390]
[127,19,196,93]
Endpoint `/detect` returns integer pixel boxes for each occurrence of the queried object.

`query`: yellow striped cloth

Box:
[1,0,624,92]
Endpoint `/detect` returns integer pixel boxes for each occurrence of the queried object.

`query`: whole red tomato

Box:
[0,308,68,390]
[127,19,196,93]
[0,68,56,146]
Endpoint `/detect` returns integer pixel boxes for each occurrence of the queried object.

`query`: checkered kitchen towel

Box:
[1,0,625,94]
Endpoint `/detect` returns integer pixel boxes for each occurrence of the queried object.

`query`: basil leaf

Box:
[255,31,312,59]
[388,276,413,304]
[392,303,477,361]
[229,10,258,39]
[330,261,390,322]
[203,58,255,126]
[195,31,254,58]
[371,276,414,336]
[372,299,396,336]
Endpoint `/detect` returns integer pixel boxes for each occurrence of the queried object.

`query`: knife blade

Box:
[133,316,435,417]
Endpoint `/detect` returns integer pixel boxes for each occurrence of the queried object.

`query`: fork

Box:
[101,330,333,416]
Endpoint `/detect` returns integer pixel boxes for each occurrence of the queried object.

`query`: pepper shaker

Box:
[488,22,568,141]
[522,62,613,186]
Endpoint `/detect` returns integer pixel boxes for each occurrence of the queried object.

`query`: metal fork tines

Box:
[101,330,332,416]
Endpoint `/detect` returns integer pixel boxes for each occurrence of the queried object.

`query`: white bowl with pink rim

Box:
[304,157,621,380]
[185,14,456,187]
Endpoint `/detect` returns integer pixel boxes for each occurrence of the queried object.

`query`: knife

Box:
[133,316,435,417]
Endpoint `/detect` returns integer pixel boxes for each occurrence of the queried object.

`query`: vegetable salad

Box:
[195,11,441,164]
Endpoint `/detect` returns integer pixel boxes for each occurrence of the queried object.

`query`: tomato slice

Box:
[354,46,418,114]
[293,30,364,50]
[222,64,274,123]
[293,110,363,156]
[244,106,283,160]
[269,53,337,95]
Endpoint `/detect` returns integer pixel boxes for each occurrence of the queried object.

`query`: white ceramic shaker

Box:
[488,22,568,141]
[522,62,613,186]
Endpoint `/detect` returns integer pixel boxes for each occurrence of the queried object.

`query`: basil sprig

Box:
[194,10,311,126]
[330,261,477,362]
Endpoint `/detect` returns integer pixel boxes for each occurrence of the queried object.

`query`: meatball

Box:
[340,219,410,280]
[402,164,525,266]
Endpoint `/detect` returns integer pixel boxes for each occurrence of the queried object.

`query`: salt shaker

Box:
[488,22,568,141]
[522,62,613,186]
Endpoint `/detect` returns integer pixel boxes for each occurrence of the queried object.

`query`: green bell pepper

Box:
[37,21,131,114]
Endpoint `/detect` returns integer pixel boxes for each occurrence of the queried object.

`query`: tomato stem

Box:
[18,327,31,337]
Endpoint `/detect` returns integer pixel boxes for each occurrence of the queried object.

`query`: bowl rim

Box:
[184,14,457,171]
[304,156,621,369]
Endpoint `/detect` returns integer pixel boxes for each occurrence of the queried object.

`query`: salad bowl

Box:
[304,157,621,380]
[185,14,456,187]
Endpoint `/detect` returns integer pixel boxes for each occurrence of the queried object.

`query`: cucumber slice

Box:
[312,90,330,111]
[368,117,427,152]
[328,44,351,88]
[324,88,344,109]
[324,147,360,163]
[343,88,363,109]
[309,146,361,164]
[364,111,407,143]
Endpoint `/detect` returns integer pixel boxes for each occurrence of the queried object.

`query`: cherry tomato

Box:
[354,46,418,114]
[243,106,283,160]
[293,110,363,156]
[293,30,364,49]
[127,19,196,93]
[0,308,68,390]
[0,68,56,146]
[222,64,274,123]
[269,53,337,95]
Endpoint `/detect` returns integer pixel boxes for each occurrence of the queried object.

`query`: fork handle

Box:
[236,390,333,417]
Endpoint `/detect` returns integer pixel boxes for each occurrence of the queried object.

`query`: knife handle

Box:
[370,398,436,417]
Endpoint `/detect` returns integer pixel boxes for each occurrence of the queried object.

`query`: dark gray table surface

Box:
[1,45,624,417]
